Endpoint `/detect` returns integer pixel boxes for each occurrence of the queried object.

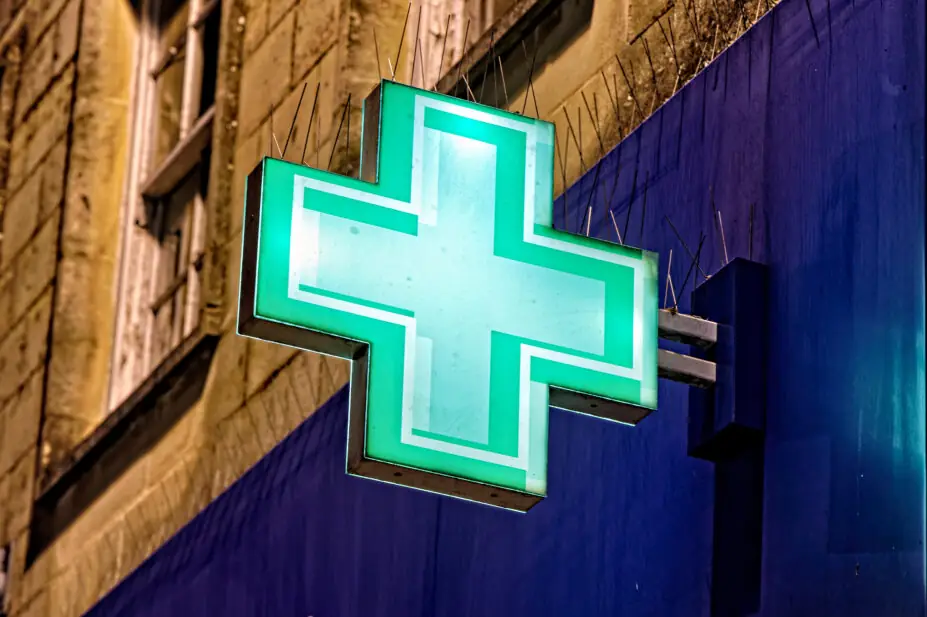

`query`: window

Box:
[423,0,594,109]
[109,0,220,410]
[411,0,514,90]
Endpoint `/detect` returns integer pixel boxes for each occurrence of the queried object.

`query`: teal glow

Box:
[240,81,658,500]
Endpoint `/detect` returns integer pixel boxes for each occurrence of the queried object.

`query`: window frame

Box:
[109,0,220,412]
[431,0,573,101]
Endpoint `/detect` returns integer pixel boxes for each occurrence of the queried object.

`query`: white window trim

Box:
[109,0,217,411]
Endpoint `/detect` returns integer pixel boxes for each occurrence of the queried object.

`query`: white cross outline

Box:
[281,92,651,481]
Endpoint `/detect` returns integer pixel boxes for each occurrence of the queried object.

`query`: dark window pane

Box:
[158,0,187,30]
[199,2,221,116]
[199,146,212,198]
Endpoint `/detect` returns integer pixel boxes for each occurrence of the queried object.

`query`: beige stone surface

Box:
[293,0,341,83]
[51,451,149,572]
[243,0,269,56]
[10,210,58,322]
[0,311,27,403]
[1,449,36,540]
[201,327,247,422]
[246,338,299,399]
[0,266,13,337]
[0,169,42,267]
[220,234,242,332]
[239,10,295,136]
[53,0,79,76]
[0,368,42,476]
[29,0,71,47]
[15,25,55,125]
[8,64,72,192]
[270,0,299,30]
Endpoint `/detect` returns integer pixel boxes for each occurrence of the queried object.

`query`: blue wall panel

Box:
[85,0,925,612]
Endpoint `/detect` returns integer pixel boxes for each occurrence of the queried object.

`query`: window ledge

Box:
[141,105,215,199]
[28,330,218,564]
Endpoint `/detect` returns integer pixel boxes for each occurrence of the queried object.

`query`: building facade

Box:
[0,0,777,614]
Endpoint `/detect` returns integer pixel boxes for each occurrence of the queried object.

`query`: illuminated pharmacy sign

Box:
[238,81,658,511]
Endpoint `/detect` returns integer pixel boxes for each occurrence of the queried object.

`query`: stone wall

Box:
[0,1,80,614]
[0,0,770,615]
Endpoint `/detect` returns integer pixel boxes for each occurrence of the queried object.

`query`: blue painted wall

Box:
[85,0,925,612]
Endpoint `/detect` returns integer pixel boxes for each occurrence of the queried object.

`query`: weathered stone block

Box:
[15,29,55,126]
[0,469,8,544]
[23,288,52,374]
[3,450,36,538]
[239,10,294,136]
[203,332,247,423]
[40,413,90,470]
[52,453,146,572]
[214,405,263,483]
[286,351,348,414]
[628,0,673,43]
[1,134,66,270]
[118,497,155,575]
[314,49,340,151]
[0,267,12,336]
[54,0,80,77]
[66,531,121,614]
[156,455,196,524]
[244,390,279,454]
[29,0,70,47]
[259,362,303,441]
[137,488,172,551]
[146,400,199,484]
[294,0,340,84]
[38,133,68,225]
[272,77,317,165]
[0,317,26,403]
[269,0,298,30]
[246,338,298,399]
[243,0,269,56]
[1,171,42,268]
[0,368,43,475]
[11,211,58,323]
[29,64,73,168]
[0,411,5,476]
[221,237,242,332]
[11,525,60,612]
[230,127,265,240]
[47,566,86,617]
[285,52,339,169]
[3,529,30,610]
[324,354,350,396]
[0,0,13,38]
[182,450,214,518]
[11,589,48,617]
[8,66,73,191]
[42,342,93,454]
[7,129,27,195]
[208,432,237,498]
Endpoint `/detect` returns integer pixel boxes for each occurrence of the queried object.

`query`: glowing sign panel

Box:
[238,81,658,511]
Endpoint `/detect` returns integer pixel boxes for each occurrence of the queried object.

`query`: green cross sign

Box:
[238,81,658,511]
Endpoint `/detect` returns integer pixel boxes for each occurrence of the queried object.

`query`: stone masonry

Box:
[0,0,770,614]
